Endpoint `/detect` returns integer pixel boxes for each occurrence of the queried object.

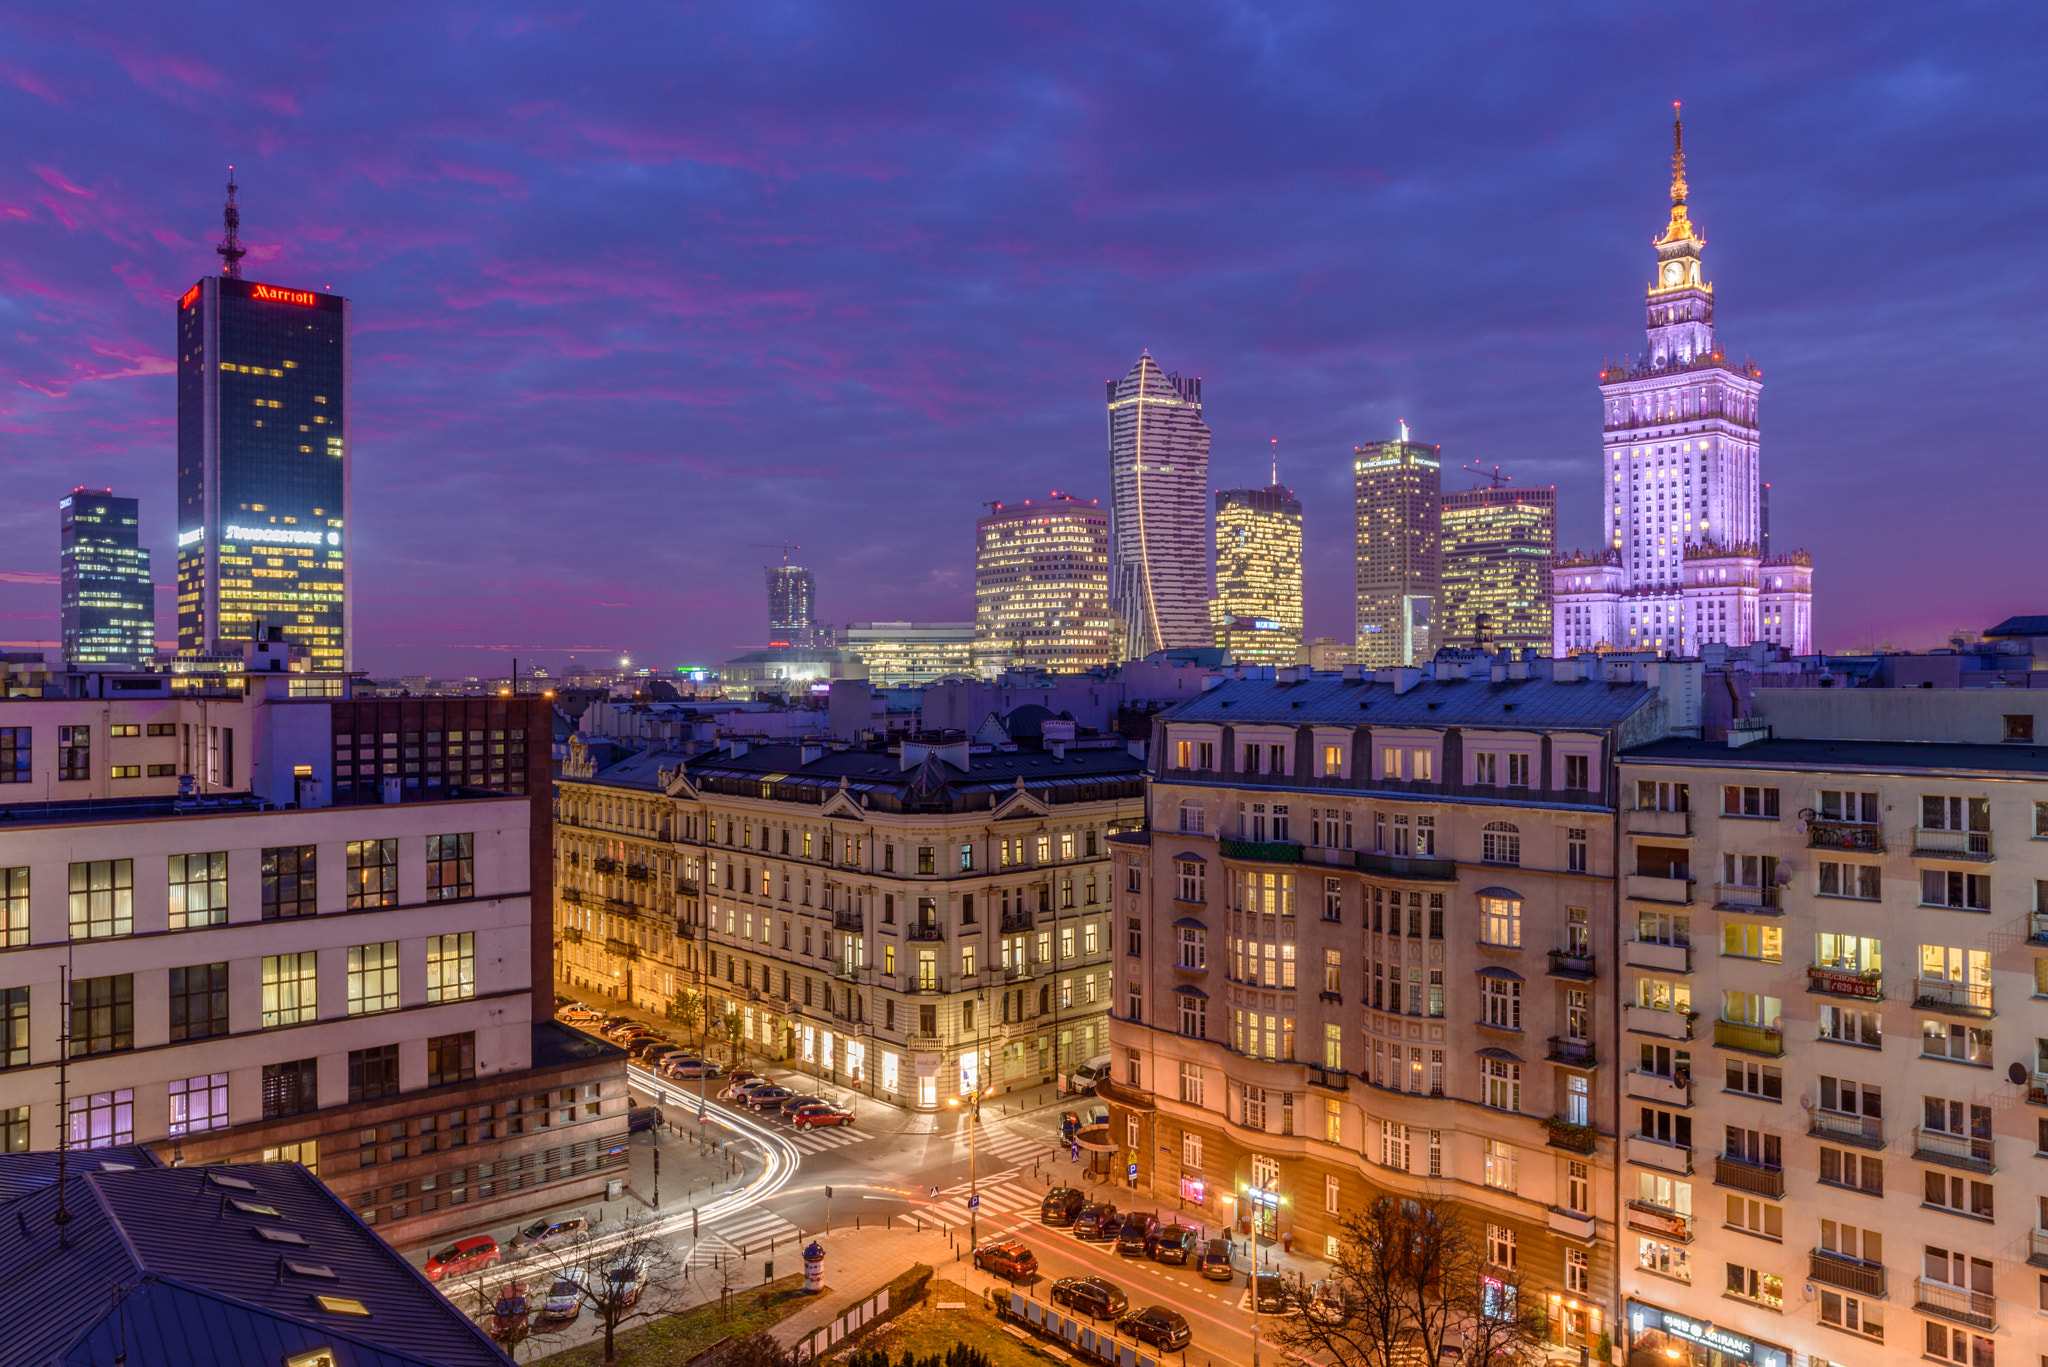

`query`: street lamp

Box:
[1248,1173,1277,1367]
[947,1088,984,1248]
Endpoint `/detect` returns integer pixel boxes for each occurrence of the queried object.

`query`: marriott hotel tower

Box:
[176,248,351,667]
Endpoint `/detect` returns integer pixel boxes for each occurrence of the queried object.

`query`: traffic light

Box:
[825,1185,833,1198]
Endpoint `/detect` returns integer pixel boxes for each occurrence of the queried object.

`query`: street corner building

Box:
[1554,108,1814,659]
[555,731,1148,1110]
[1103,656,1704,1359]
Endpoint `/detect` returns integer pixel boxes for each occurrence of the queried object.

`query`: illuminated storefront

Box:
[1625,1300,1788,1367]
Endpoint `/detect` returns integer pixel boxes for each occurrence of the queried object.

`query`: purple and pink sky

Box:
[3,5,2043,677]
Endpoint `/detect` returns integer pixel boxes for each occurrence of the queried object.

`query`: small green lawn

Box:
[855,1279,1051,1367]
[535,1273,816,1366]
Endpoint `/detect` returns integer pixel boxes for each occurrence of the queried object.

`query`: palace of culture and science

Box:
[1553,110,1813,657]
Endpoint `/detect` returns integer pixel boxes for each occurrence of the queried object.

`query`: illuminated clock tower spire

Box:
[1647,103,1713,368]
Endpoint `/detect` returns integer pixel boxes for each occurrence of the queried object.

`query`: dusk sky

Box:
[2,5,2043,677]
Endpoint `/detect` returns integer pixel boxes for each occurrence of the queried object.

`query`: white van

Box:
[1070,1054,1114,1094]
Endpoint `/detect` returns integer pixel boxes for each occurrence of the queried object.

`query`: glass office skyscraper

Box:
[176,275,350,668]
[59,489,153,668]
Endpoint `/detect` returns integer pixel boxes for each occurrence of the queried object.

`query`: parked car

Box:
[1117,1307,1193,1351]
[663,1057,721,1079]
[627,1105,665,1133]
[722,1078,769,1101]
[489,1282,530,1340]
[743,1086,794,1110]
[1149,1225,1198,1265]
[1040,1187,1085,1226]
[641,1044,687,1066]
[1073,1202,1119,1241]
[1306,1280,1356,1326]
[972,1239,1039,1281]
[601,1021,640,1040]
[510,1216,588,1252]
[1049,1276,1128,1319]
[1199,1238,1236,1283]
[423,1234,501,1282]
[625,1037,672,1058]
[778,1095,826,1117]
[1114,1213,1160,1257]
[790,1103,853,1128]
[537,1269,586,1323]
[1251,1273,1289,1314]
[1068,1053,1113,1095]
[604,1257,646,1308]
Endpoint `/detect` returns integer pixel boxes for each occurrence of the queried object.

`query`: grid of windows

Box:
[347,942,400,1015]
[168,1073,229,1135]
[67,859,133,939]
[168,851,229,929]
[348,1044,401,1102]
[261,952,317,1026]
[427,833,474,900]
[427,932,475,1002]
[69,974,134,1056]
[169,963,229,1040]
[262,845,317,919]
[428,1031,476,1087]
[346,838,398,909]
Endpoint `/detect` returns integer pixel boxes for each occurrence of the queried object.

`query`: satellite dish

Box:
[1798,1093,1811,1110]
[2009,1062,2028,1086]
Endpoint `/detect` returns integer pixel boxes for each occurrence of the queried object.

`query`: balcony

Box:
[1547,1208,1596,1242]
[1806,819,1884,853]
[2030,1073,2048,1107]
[1626,808,1692,838]
[1914,1126,1995,1173]
[1626,1200,1693,1242]
[560,924,583,944]
[1219,838,1303,864]
[1807,1109,1883,1149]
[1806,965,1882,1000]
[1625,939,1691,973]
[1914,826,1992,861]
[1624,1134,1692,1174]
[2028,1229,2048,1270]
[909,977,945,995]
[1713,884,1781,913]
[1004,962,1036,982]
[832,910,865,933]
[1354,850,1458,882]
[1547,1036,1596,1067]
[1915,1278,1997,1331]
[560,886,587,906]
[907,923,945,942]
[1914,977,1993,1018]
[2029,910,2048,945]
[624,864,652,883]
[604,937,640,962]
[593,857,621,874]
[1625,1070,1691,1106]
[677,879,700,896]
[1547,949,1596,980]
[1544,1117,1599,1153]
[1623,873,1693,905]
[1713,1020,1783,1056]
[999,910,1036,934]
[1714,1154,1785,1199]
[1623,1003,1693,1041]
[833,963,863,983]
[1808,1250,1885,1298]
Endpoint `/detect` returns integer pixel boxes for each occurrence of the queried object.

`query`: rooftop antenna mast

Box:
[1269,438,1278,488]
[54,961,73,1232]
[1460,461,1513,490]
[216,167,246,279]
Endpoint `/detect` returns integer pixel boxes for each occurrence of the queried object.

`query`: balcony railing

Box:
[2030,1073,2048,1107]
[1806,819,1883,853]
[2029,910,2048,946]
[1914,977,1993,1018]
[604,937,640,962]
[1623,1134,1692,1174]
[1715,1154,1785,1198]
[1713,1019,1783,1056]
[624,865,652,882]
[910,977,945,995]
[1622,1003,1693,1041]
[1623,873,1693,905]
[1625,939,1691,973]
[999,911,1036,934]
[907,923,945,941]
[677,879,700,896]
[1914,1278,1997,1331]
[1354,850,1459,882]
[1808,1250,1885,1297]
[1547,949,1596,979]
[1626,808,1692,838]
[2029,1229,2048,1270]
[593,857,621,874]
[832,910,865,933]
[1806,965,1882,999]
[1625,1199,1693,1242]
[1914,1126,1995,1173]
[1714,884,1780,912]
[1544,1117,1598,1153]
[1808,1109,1883,1148]
[1547,1036,1596,1066]
[1914,826,1992,860]
[1004,962,1036,982]
[1220,838,1303,864]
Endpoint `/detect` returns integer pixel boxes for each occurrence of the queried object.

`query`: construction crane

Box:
[1460,461,1513,490]
[749,542,802,565]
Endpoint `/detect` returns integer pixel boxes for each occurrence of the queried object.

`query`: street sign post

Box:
[967,1195,980,1210]
[1070,1143,1081,1162]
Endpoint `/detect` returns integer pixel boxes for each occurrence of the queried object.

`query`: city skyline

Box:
[1,7,2044,674]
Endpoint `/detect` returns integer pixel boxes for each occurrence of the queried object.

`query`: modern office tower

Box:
[767,562,821,647]
[841,622,977,685]
[1354,430,1442,668]
[176,182,349,669]
[1553,108,1814,657]
[1107,352,1212,661]
[59,488,153,668]
[974,495,1117,674]
[1212,482,1303,666]
[1440,485,1557,654]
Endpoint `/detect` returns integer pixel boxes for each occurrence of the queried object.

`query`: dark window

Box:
[427,833,474,900]
[262,845,318,919]
[1127,917,1143,956]
[1,987,26,1068]
[346,839,398,909]
[2004,714,2035,743]
[70,974,134,1056]
[428,1032,476,1087]
[169,963,229,1040]
[147,723,176,737]
[919,1004,937,1036]
[959,894,974,926]
[349,1044,401,1103]
[0,728,29,784]
[885,1000,896,1031]
[262,1058,318,1118]
[58,726,89,781]
[1564,754,1589,789]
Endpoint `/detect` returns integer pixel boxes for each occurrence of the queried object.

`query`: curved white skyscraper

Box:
[1107,352,1212,660]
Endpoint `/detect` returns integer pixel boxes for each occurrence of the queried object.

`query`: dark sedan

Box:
[743,1085,794,1110]
[1072,1202,1120,1241]
[1117,1307,1192,1351]
[1040,1187,1084,1225]
[1149,1224,1197,1265]
[1049,1276,1128,1319]
[1114,1213,1159,1257]
[1251,1272,1289,1314]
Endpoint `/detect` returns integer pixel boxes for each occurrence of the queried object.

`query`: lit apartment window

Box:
[347,839,399,909]
[261,952,317,1027]
[427,833,474,900]
[261,845,317,920]
[347,943,400,1015]
[426,932,475,1002]
[168,852,228,929]
[68,860,133,939]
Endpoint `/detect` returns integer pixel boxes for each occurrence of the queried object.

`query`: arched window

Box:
[1482,822,1521,867]
[1178,799,1206,835]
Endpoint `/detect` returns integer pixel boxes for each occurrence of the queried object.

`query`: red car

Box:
[791,1103,853,1128]
[973,1239,1039,1281]
[424,1234,501,1282]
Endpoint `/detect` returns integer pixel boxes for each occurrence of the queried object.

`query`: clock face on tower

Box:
[1662,261,1684,286]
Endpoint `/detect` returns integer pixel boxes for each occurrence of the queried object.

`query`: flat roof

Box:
[1622,736,2048,778]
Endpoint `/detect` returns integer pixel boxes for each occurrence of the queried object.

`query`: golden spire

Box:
[1658,101,1698,247]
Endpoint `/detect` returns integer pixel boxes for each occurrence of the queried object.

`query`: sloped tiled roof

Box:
[1984,614,2048,638]
[1159,674,1656,728]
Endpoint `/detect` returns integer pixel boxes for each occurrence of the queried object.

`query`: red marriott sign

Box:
[251,283,318,307]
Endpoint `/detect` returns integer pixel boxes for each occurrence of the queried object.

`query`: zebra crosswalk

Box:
[684,1206,804,1270]
[950,1120,1055,1166]
[785,1125,873,1155]
[908,1178,1048,1230]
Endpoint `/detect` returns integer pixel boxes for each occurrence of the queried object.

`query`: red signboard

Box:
[178,284,200,309]
[250,283,318,307]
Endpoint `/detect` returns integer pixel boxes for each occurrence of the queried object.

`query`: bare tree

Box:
[474,1217,689,1366]
[1265,1191,1550,1367]
[720,1329,797,1367]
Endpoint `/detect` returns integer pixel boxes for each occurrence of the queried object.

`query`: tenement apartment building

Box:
[1612,689,2048,1367]
[0,674,626,1252]
[554,730,1146,1109]
[1110,655,1695,1358]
